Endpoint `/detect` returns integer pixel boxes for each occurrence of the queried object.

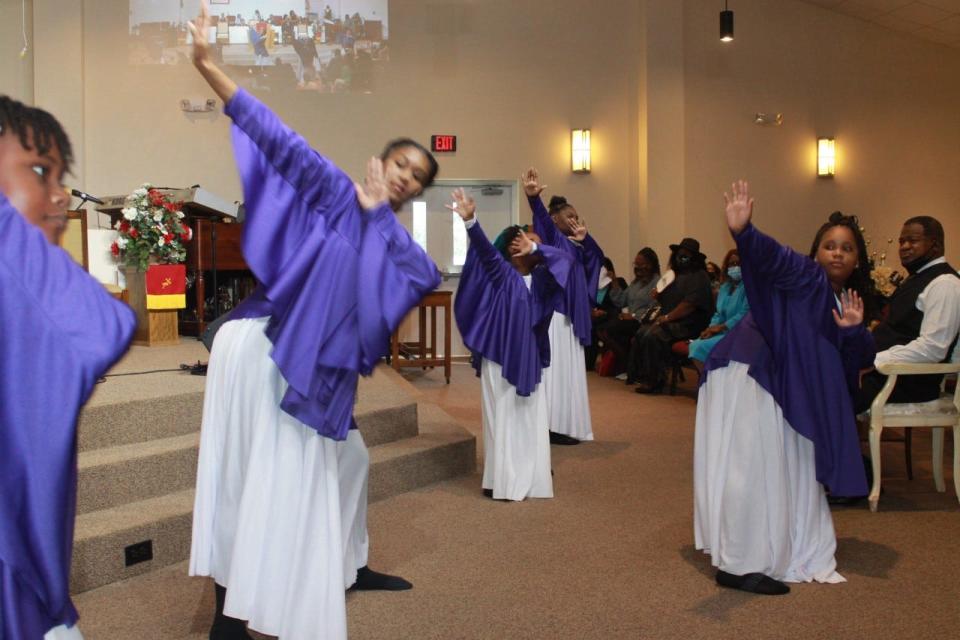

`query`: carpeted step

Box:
[78,375,419,453]
[71,406,475,594]
[77,433,200,515]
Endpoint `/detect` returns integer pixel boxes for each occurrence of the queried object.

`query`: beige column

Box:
[636,0,686,264]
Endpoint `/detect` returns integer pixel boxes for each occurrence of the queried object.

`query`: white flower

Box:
[116,236,128,249]
[122,207,138,221]
[176,211,185,219]
[153,211,164,222]
[158,237,166,247]
[132,188,148,198]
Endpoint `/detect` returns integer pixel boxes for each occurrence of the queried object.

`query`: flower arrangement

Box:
[865,235,904,298]
[110,184,193,271]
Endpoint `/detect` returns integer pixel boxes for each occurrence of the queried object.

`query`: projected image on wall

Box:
[129,1,389,94]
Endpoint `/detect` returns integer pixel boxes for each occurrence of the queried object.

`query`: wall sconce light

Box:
[720,2,734,42]
[572,129,591,173]
[817,137,836,178]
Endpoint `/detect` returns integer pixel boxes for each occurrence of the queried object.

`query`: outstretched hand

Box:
[569,218,588,242]
[723,179,754,235]
[521,168,546,198]
[187,0,212,69]
[832,290,864,328]
[354,156,390,210]
[445,188,476,222]
[510,229,536,257]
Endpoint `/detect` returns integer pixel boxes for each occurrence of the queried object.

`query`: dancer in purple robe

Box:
[521,168,603,445]
[450,189,572,501]
[1,96,136,639]
[185,4,441,639]
[694,180,875,596]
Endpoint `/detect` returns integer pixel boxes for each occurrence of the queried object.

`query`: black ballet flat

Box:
[715,570,790,595]
[549,432,581,445]
[349,566,412,591]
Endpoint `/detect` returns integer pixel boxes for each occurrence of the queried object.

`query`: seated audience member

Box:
[689,249,749,363]
[587,257,627,370]
[601,248,660,373]
[706,260,722,296]
[855,215,960,413]
[628,238,713,394]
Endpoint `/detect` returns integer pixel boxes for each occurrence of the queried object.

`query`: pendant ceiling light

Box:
[720,1,734,43]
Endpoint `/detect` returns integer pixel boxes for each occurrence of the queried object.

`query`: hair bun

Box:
[548,195,568,212]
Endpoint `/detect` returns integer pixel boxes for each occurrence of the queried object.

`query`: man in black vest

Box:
[855,216,960,413]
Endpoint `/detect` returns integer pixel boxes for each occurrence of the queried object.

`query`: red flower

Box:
[163,201,177,212]
[129,228,139,239]
[119,221,130,234]
[110,241,120,256]
[164,233,175,243]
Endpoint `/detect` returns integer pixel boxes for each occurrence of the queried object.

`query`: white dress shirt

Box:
[874,257,960,366]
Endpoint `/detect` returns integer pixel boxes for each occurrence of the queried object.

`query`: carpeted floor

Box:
[74,363,959,639]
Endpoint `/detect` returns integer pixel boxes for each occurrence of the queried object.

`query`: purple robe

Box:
[0,193,135,637]
[454,221,572,396]
[527,195,603,346]
[702,224,874,497]
[223,89,440,440]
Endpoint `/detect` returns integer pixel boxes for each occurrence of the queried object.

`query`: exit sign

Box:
[431,135,457,153]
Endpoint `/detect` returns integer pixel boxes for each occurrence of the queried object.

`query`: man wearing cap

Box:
[628,237,714,394]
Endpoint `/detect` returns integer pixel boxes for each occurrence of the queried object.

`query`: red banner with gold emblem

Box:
[145,264,186,310]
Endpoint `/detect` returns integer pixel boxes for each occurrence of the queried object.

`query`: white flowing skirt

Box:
[190,318,369,640]
[44,624,83,639]
[693,362,844,584]
[480,359,553,501]
[543,312,594,441]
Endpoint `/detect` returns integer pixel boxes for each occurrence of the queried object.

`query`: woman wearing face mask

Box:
[688,249,749,363]
[186,3,441,638]
[694,181,876,597]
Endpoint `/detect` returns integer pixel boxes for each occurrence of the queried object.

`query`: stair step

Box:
[77,433,199,515]
[72,489,195,593]
[71,405,475,594]
[78,392,205,453]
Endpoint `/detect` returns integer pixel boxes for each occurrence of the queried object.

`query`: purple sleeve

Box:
[1,196,135,637]
[465,221,515,287]
[579,233,604,303]
[527,195,562,248]
[0,197,135,377]
[734,223,823,294]
[225,89,337,206]
[356,204,441,372]
[839,324,877,396]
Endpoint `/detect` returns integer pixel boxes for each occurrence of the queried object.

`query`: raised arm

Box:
[725,180,822,292]
[522,167,562,248]
[447,188,513,287]
[191,1,333,201]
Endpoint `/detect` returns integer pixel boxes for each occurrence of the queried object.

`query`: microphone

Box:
[70,188,104,205]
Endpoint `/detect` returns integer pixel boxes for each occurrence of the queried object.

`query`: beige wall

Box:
[0,0,33,102]
[683,0,960,268]
[6,0,959,276]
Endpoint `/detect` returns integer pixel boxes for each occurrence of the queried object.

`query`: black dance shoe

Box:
[349,566,413,591]
[549,431,581,445]
[715,570,790,595]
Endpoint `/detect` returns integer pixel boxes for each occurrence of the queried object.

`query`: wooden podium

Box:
[122,266,180,347]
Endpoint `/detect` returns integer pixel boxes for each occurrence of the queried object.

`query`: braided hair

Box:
[808,211,879,322]
[0,95,74,172]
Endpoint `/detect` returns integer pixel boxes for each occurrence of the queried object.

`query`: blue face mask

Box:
[726,266,742,281]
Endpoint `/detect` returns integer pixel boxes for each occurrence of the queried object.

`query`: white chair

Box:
[867,361,960,512]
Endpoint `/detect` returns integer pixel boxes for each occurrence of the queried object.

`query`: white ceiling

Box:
[799,0,960,49]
